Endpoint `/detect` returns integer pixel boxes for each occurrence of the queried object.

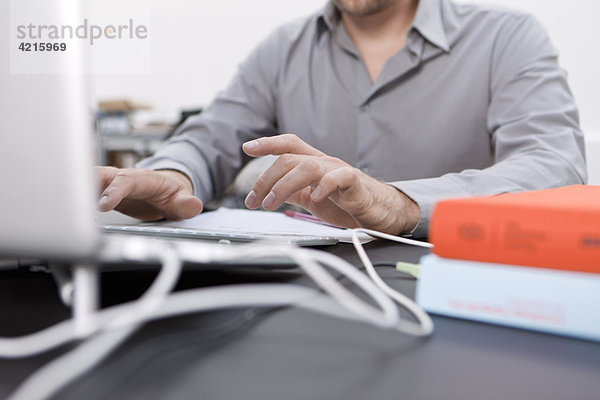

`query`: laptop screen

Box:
[0,1,98,260]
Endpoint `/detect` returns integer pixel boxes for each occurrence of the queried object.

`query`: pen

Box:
[283,210,341,229]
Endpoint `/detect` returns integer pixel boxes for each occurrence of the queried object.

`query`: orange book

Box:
[429,185,600,273]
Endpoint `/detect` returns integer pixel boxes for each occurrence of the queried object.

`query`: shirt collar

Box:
[316,0,450,53]
[317,2,339,36]
[411,0,450,52]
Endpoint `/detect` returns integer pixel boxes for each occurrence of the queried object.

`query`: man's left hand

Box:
[242,134,419,235]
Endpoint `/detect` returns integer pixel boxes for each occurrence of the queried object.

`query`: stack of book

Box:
[416,185,600,341]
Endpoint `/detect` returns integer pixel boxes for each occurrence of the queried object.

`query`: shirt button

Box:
[359,104,370,112]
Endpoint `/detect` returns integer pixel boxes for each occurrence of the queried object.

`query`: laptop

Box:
[102,208,341,246]
[0,1,98,262]
[0,1,338,266]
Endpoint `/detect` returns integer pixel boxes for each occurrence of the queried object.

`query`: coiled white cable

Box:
[3,232,435,400]
[176,242,400,329]
[0,284,360,361]
[7,241,184,400]
[0,241,403,360]
[351,228,434,336]
[0,242,182,358]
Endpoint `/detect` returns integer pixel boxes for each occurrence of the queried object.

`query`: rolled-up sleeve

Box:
[137,31,281,203]
[391,15,586,238]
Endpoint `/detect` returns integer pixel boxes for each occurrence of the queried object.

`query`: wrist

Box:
[388,186,420,235]
[156,169,194,195]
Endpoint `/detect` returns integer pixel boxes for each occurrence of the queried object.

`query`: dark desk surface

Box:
[1,241,599,400]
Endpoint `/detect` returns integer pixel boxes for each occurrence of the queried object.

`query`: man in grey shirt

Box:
[98,0,586,238]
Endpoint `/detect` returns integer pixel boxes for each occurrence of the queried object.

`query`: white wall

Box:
[90,0,600,180]
[91,0,324,118]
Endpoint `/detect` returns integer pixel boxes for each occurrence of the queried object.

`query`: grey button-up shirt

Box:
[138,0,586,238]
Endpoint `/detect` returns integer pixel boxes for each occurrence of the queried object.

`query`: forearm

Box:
[391,149,586,238]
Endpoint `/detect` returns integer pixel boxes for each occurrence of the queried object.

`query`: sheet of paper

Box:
[149,208,373,243]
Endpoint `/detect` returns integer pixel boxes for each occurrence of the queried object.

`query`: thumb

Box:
[162,193,203,220]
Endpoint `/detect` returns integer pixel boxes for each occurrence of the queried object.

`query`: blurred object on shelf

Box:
[130,110,177,135]
[97,98,152,113]
[95,99,178,167]
[95,102,207,168]
[96,112,130,136]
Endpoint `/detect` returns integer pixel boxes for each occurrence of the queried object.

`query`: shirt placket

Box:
[356,31,425,176]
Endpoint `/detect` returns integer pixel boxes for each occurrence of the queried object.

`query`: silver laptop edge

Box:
[0,1,98,261]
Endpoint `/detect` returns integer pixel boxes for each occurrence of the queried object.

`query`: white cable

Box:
[7,326,137,400]
[0,283,357,359]
[356,229,434,249]
[351,228,434,337]
[0,240,402,358]
[297,248,399,327]
[7,243,183,400]
[0,237,432,358]
[188,242,399,328]
[4,232,435,399]
[0,245,183,357]
[7,281,380,400]
[72,264,99,337]
[103,245,181,330]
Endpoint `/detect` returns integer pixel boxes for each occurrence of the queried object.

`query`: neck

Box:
[341,0,418,41]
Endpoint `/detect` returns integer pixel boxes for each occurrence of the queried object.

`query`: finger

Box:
[244,154,304,209]
[261,158,325,211]
[309,166,362,204]
[287,188,359,228]
[97,171,137,212]
[309,167,372,218]
[115,193,203,221]
[97,169,165,212]
[95,166,120,193]
[286,186,313,207]
[242,134,325,158]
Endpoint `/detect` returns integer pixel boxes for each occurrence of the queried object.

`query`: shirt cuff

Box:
[388,177,470,239]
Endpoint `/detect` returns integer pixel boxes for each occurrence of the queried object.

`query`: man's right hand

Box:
[96,167,203,221]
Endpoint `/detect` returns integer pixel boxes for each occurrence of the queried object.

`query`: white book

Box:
[416,254,600,341]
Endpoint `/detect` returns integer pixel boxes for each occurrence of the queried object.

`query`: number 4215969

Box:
[19,42,67,52]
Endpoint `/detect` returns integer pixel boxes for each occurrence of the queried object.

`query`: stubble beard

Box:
[332,0,397,16]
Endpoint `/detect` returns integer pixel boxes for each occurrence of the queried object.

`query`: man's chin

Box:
[332,0,396,17]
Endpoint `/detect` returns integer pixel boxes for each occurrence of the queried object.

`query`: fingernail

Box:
[310,187,321,201]
[245,190,257,208]
[262,191,275,208]
[97,195,109,209]
[244,140,259,151]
